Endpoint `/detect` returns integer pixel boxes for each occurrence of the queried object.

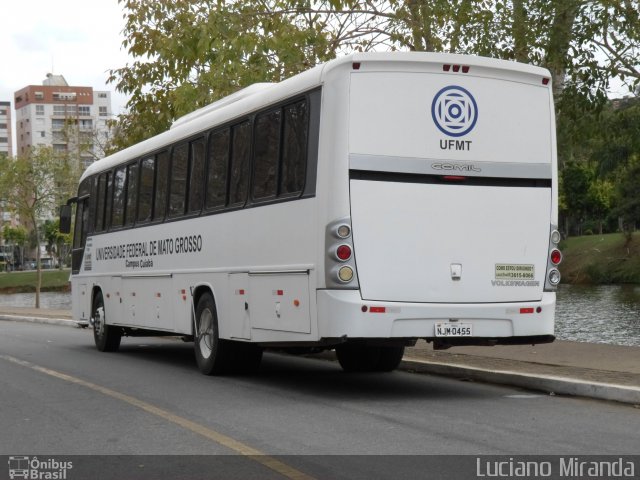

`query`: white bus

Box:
[61,52,562,375]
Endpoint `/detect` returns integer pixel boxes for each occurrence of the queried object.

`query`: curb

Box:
[401,357,640,406]
[0,314,87,329]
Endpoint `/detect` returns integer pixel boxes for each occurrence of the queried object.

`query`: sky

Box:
[0,0,131,145]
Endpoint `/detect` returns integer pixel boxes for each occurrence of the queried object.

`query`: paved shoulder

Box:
[403,341,640,405]
[0,306,81,328]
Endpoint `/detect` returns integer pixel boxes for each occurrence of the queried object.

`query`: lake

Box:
[1,286,639,346]
[555,284,640,346]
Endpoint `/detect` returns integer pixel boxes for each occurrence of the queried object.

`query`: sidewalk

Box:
[1,306,639,405]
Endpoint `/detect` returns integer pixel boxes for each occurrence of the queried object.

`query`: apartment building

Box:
[0,101,11,158]
[14,74,112,168]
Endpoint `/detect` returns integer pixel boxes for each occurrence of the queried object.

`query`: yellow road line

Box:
[1,354,314,480]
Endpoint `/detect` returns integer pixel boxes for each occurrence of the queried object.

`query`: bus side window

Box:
[111,166,127,228]
[252,109,281,200]
[229,121,251,206]
[138,157,154,223]
[154,151,169,221]
[73,201,84,250]
[104,171,113,231]
[72,178,91,272]
[169,143,188,217]
[125,162,139,227]
[188,137,205,214]
[81,197,90,247]
[94,173,107,232]
[281,100,308,196]
[205,129,229,209]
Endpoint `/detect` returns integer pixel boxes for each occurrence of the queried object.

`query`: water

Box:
[0,291,72,310]
[0,286,639,346]
[555,284,640,347]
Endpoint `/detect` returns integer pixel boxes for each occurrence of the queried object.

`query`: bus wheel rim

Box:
[198,308,214,359]
[95,306,105,337]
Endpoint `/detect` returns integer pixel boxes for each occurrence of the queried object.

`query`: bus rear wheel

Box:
[195,293,228,375]
[336,344,404,372]
[92,291,121,352]
[194,292,263,375]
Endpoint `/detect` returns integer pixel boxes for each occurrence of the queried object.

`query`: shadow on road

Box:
[111,339,486,401]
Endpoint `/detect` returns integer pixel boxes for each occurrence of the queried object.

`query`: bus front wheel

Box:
[92,291,121,352]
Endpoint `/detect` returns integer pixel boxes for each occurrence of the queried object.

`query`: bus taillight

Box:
[544,227,562,291]
[336,245,352,261]
[338,266,354,282]
[325,218,359,288]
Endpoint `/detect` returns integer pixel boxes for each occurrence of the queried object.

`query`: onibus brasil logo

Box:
[8,456,73,479]
[431,85,478,151]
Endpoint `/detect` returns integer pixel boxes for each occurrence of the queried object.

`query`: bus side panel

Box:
[104,276,122,326]
[249,273,311,334]
[72,282,89,322]
[228,273,250,339]
[121,276,175,330]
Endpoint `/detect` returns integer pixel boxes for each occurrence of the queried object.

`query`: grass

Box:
[0,269,71,293]
[560,232,640,284]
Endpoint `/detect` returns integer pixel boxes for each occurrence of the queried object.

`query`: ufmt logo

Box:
[431,85,478,151]
[8,456,73,480]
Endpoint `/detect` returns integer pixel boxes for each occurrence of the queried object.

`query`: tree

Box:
[108,1,640,150]
[42,219,72,270]
[2,225,28,271]
[560,161,594,236]
[613,155,640,245]
[0,148,79,307]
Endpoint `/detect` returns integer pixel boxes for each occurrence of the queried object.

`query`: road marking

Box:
[0,354,313,480]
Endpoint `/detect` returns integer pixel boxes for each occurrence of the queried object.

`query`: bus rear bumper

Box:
[317,289,556,344]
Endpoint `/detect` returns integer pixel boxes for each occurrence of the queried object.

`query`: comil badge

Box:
[431,86,478,137]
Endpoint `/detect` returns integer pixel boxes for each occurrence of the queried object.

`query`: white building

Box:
[0,100,12,157]
[14,74,112,168]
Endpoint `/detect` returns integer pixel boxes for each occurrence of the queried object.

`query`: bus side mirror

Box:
[59,204,72,234]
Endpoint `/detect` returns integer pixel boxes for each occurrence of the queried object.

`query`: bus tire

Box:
[92,291,121,352]
[376,346,405,372]
[194,292,232,375]
[335,344,381,372]
[230,342,263,374]
[336,344,404,372]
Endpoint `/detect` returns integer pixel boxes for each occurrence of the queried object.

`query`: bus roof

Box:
[81,52,550,182]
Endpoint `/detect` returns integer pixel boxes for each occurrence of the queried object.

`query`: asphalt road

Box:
[1,321,638,479]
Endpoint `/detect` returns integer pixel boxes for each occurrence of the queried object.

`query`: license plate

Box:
[435,323,472,337]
